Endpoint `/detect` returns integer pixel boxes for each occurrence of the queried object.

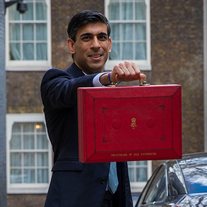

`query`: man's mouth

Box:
[89,54,103,60]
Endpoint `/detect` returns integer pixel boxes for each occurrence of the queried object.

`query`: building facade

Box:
[4,0,205,206]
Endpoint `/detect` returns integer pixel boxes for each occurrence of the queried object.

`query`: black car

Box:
[135,152,207,207]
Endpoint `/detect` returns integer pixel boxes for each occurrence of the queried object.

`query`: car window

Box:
[142,165,167,204]
[168,172,186,196]
[168,162,186,196]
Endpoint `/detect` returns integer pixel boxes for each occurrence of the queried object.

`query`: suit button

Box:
[101,178,107,184]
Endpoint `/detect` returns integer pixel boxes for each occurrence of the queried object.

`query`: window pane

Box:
[122,43,133,59]
[24,169,35,183]
[23,3,34,20]
[9,24,20,41]
[10,153,21,167]
[10,43,21,60]
[9,120,50,186]
[10,169,22,183]
[122,24,133,40]
[109,3,120,20]
[135,23,146,41]
[37,152,48,166]
[9,4,20,20]
[23,24,34,41]
[37,134,48,149]
[12,123,21,132]
[10,134,21,149]
[136,167,147,181]
[24,153,35,166]
[128,161,135,166]
[38,169,48,183]
[8,0,49,62]
[128,168,135,182]
[135,2,146,20]
[36,24,47,40]
[23,123,34,132]
[110,23,120,41]
[128,161,149,182]
[35,122,46,132]
[121,3,133,20]
[23,43,34,60]
[109,43,120,60]
[23,134,35,149]
[135,42,146,60]
[136,161,147,166]
[107,0,149,63]
[36,43,47,60]
[36,2,47,20]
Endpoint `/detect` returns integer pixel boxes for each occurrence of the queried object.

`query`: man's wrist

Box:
[99,73,111,86]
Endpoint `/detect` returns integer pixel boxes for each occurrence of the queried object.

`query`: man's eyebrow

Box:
[80,32,108,37]
[98,32,108,36]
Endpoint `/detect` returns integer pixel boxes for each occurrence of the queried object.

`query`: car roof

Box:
[180,152,207,160]
[175,152,207,194]
[160,152,207,166]
[176,152,207,168]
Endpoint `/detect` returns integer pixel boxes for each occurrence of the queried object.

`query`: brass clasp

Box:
[139,80,150,86]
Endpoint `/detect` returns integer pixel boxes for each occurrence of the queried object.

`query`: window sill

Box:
[6,61,52,71]
[130,182,146,193]
[7,186,49,194]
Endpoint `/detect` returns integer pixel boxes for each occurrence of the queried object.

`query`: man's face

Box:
[67,22,112,74]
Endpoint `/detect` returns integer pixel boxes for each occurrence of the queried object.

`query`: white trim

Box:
[104,0,151,71]
[204,0,207,152]
[5,0,52,71]
[6,113,52,194]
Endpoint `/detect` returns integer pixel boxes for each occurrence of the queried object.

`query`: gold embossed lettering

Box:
[111,153,128,157]
[141,152,157,156]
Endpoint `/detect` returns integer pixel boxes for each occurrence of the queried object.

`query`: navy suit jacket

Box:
[41,63,133,207]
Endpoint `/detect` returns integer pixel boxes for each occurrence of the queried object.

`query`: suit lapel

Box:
[65,63,85,78]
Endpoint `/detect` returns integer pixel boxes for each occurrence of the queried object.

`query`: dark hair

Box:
[67,10,111,42]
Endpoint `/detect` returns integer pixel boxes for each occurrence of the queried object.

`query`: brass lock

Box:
[139,72,150,86]
[139,80,150,86]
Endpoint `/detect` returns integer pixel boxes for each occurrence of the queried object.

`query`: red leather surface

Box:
[78,85,182,163]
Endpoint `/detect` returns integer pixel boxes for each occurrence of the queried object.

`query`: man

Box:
[41,10,146,207]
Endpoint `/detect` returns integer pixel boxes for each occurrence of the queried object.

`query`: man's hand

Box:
[99,61,146,86]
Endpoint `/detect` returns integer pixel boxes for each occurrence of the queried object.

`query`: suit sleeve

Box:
[40,68,96,110]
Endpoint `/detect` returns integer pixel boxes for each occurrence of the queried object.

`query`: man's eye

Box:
[82,36,90,41]
[99,36,107,40]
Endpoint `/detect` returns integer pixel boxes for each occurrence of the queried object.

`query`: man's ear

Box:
[108,37,112,53]
[67,38,76,54]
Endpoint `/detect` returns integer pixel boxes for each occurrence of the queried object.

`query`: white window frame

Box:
[5,0,52,71]
[129,161,152,193]
[104,0,151,71]
[6,113,52,194]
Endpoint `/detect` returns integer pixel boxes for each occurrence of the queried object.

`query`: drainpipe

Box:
[0,0,7,206]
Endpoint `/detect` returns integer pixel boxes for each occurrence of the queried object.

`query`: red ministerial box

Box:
[78,85,182,163]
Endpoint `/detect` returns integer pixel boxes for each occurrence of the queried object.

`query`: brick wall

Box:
[7,195,46,207]
[6,72,45,113]
[150,0,204,155]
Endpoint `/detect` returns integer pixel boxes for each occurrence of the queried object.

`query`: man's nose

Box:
[91,36,100,48]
